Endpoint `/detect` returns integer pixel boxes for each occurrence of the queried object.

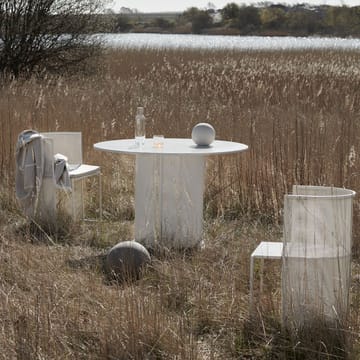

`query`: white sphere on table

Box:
[191,123,215,146]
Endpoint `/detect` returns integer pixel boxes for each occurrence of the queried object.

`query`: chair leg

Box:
[250,256,254,313]
[69,173,102,221]
[70,178,84,221]
[259,258,264,295]
[81,178,85,219]
[250,257,265,314]
[71,178,76,220]
[98,172,102,220]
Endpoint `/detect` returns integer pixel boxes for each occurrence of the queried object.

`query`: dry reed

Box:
[0,48,359,358]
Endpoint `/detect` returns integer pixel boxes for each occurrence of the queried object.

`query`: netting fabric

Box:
[282,186,355,328]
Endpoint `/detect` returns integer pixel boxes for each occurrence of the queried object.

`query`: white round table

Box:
[94,138,248,249]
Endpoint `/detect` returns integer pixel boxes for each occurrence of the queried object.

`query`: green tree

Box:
[152,17,174,30]
[183,7,212,34]
[0,0,105,77]
[324,6,360,36]
[260,6,287,30]
[286,7,321,35]
[236,6,261,32]
[114,15,133,32]
[221,3,240,21]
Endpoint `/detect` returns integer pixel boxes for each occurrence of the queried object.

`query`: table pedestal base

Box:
[135,154,204,249]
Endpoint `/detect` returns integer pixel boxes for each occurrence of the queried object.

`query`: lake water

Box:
[100,33,360,51]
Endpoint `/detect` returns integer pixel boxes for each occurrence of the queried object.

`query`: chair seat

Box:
[69,164,100,179]
[251,241,283,259]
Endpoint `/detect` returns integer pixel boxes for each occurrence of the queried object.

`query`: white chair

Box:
[41,132,102,221]
[249,186,355,328]
[249,241,283,313]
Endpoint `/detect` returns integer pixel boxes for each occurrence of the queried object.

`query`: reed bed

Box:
[1,49,360,224]
[0,48,360,358]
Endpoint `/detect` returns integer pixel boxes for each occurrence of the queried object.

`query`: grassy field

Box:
[0,48,360,358]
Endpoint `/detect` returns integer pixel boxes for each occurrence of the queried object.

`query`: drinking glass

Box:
[153,135,164,148]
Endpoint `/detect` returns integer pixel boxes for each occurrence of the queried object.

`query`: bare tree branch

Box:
[0,0,105,77]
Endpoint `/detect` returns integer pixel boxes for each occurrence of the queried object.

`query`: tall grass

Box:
[1,49,359,223]
[0,48,359,358]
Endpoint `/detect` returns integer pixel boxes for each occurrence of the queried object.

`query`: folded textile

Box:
[54,153,71,189]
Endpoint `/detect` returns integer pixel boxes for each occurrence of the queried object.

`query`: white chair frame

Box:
[249,185,355,325]
[42,132,102,221]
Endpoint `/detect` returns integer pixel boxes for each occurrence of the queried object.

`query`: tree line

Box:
[1,1,359,78]
[108,3,360,37]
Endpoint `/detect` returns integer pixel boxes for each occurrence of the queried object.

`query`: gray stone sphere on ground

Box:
[106,241,151,281]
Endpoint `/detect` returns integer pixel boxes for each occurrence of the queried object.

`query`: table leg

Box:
[135,154,205,249]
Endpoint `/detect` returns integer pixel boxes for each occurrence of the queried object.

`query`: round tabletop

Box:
[94,138,248,156]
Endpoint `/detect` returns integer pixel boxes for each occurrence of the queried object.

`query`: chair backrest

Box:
[42,132,82,166]
[284,185,355,258]
[282,185,355,326]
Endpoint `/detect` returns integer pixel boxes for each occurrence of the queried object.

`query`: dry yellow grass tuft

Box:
[0,48,360,358]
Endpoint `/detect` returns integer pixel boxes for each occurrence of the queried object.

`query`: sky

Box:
[109,0,359,13]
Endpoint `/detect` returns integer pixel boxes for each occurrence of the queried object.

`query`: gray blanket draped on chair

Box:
[15,129,44,218]
[15,130,71,218]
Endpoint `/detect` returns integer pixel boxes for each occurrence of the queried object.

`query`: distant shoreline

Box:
[100,5,360,38]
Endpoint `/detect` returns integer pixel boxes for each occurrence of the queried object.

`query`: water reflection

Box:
[99,33,360,51]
